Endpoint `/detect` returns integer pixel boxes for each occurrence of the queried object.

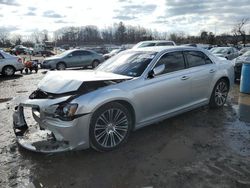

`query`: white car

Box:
[132,40,176,49]
[0,50,24,76]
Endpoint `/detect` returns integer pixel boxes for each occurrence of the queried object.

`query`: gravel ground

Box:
[0,70,250,188]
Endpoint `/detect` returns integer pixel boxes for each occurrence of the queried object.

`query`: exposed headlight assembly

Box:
[55,103,78,121]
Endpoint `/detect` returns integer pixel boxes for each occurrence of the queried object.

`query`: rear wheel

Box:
[2,66,15,76]
[90,102,132,151]
[56,62,66,70]
[92,60,100,68]
[209,79,229,108]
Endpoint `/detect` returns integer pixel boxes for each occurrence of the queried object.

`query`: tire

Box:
[92,60,100,68]
[209,79,229,108]
[56,62,66,70]
[2,66,15,76]
[90,102,132,151]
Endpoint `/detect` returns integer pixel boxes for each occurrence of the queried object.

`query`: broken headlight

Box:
[55,103,78,121]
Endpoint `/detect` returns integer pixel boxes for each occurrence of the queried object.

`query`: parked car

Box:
[103,48,125,60]
[41,49,104,70]
[132,40,176,49]
[239,47,250,55]
[0,50,24,76]
[11,45,31,55]
[13,46,234,153]
[233,50,250,80]
[210,47,239,60]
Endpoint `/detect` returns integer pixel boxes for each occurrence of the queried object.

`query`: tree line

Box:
[0,20,249,48]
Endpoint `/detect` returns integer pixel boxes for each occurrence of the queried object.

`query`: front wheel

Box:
[2,66,15,76]
[209,79,229,108]
[90,102,132,151]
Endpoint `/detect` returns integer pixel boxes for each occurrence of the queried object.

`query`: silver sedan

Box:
[13,46,234,152]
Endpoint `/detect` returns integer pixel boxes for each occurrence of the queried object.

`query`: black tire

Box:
[209,79,229,108]
[90,102,132,151]
[2,66,15,76]
[92,60,100,68]
[56,62,66,70]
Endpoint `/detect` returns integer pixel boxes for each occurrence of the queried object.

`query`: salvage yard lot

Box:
[0,70,250,188]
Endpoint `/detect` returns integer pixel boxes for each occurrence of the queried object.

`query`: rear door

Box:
[184,50,216,103]
[78,50,94,66]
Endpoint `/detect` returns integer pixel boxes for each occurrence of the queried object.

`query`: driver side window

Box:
[154,51,186,75]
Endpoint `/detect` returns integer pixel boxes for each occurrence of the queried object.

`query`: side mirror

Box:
[148,64,165,78]
[68,53,73,58]
[227,51,231,54]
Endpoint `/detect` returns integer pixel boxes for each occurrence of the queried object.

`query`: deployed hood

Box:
[38,70,132,94]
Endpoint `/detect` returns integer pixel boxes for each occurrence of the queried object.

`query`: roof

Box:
[129,46,200,53]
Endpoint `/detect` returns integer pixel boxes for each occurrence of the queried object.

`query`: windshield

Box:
[96,50,156,77]
[211,47,229,54]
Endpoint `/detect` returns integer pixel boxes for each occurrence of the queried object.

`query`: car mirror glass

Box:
[148,64,165,78]
[153,64,165,76]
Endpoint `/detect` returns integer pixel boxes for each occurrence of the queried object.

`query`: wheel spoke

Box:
[101,133,109,147]
[115,125,128,132]
[113,130,123,142]
[114,116,128,126]
[95,124,106,130]
[99,114,109,125]
[96,130,106,141]
[113,109,122,122]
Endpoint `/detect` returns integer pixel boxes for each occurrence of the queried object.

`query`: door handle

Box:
[209,69,216,73]
[181,76,190,80]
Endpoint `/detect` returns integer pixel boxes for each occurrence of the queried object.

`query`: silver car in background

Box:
[0,50,24,76]
[13,46,234,153]
[41,49,104,70]
[210,47,239,60]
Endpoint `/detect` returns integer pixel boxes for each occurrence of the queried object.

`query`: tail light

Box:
[18,58,22,63]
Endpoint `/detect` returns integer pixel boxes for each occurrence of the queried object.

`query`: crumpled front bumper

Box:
[13,101,91,153]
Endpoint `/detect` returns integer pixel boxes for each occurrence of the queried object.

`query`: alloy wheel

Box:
[94,108,129,148]
[214,81,228,106]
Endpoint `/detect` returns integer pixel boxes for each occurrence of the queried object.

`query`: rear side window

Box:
[155,51,186,75]
[139,42,156,48]
[156,42,174,46]
[80,51,92,55]
[185,51,212,68]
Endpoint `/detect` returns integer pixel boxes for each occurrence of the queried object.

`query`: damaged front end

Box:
[12,71,132,153]
[13,95,91,153]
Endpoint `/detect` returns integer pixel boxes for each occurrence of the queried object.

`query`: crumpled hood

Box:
[38,70,132,94]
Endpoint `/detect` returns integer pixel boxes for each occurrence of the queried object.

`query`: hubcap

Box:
[5,67,14,75]
[94,108,128,148]
[58,64,65,70]
[93,61,98,68]
[215,81,228,106]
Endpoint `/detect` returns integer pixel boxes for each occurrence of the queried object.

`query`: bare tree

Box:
[232,18,249,46]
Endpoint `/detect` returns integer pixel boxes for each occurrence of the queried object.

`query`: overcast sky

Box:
[0,0,249,36]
